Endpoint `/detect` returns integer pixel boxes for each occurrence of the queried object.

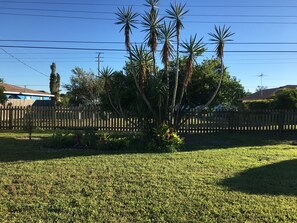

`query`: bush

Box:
[45,129,76,149]
[271,89,297,109]
[148,124,183,153]
[243,100,272,110]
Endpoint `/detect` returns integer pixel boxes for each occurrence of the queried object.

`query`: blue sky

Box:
[0,0,297,93]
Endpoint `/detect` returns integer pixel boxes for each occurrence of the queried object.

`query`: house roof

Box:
[0,83,54,97]
[241,85,297,102]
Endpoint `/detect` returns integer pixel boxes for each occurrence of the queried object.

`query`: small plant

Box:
[148,123,183,152]
[82,128,98,148]
[23,107,34,140]
[46,129,75,149]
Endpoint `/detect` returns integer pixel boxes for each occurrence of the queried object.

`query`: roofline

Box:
[4,91,54,97]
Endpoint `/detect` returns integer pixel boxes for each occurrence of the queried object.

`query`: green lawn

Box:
[0,132,297,222]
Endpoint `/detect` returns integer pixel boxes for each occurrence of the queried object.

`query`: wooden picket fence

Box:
[0,106,297,133]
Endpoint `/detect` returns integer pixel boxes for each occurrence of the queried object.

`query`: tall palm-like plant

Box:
[178,35,205,106]
[100,67,120,115]
[142,0,162,76]
[166,2,189,116]
[142,10,162,76]
[116,6,157,120]
[159,21,175,117]
[130,44,153,91]
[115,7,138,52]
[205,25,234,107]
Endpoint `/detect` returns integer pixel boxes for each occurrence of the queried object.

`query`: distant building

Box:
[0,83,54,106]
[240,85,297,102]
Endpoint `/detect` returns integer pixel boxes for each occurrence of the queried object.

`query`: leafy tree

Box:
[271,88,297,109]
[64,67,103,106]
[186,58,246,108]
[49,63,61,102]
[0,78,7,105]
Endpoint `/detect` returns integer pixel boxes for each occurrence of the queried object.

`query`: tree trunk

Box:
[171,32,180,126]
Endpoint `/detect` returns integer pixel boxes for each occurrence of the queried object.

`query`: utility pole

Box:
[97,52,101,76]
[97,52,103,77]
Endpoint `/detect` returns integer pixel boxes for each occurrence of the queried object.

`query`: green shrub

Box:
[82,128,98,148]
[148,124,183,153]
[244,100,272,110]
[46,129,76,149]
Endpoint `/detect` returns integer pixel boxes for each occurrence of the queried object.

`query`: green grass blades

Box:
[0,132,297,222]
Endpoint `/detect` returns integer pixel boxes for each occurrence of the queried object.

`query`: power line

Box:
[2,12,297,25]
[1,48,49,78]
[0,12,114,20]
[2,7,297,19]
[2,45,297,53]
[2,39,297,45]
[1,1,297,8]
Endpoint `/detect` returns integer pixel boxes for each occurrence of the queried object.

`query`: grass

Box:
[0,131,297,222]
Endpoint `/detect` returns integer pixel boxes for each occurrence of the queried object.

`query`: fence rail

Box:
[0,106,297,133]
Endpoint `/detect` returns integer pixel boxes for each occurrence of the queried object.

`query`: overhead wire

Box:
[1,1,297,8]
[0,48,49,78]
[1,45,297,53]
[2,7,297,19]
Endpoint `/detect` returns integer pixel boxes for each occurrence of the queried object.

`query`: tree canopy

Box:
[64,67,103,106]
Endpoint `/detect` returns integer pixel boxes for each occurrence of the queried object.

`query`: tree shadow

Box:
[0,136,148,163]
[182,132,297,151]
[220,159,297,196]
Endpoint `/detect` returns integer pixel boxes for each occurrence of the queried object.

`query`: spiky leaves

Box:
[115,7,139,52]
[208,25,234,60]
[181,35,205,88]
[166,2,189,115]
[142,10,162,54]
[142,0,162,76]
[159,21,175,115]
[130,44,153,90]
[201,26,234,110]
[100,67,114,92]
[144,0,159,10]
[159,21,175,68]
[166,2,189,41]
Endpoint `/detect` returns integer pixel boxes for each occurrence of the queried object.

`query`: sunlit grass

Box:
[0,132,297,222]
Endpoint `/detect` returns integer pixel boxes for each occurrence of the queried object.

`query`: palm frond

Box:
[166,2,189,31]
[115,6,139,51]
[208,25,234,59]
[142,10,163,52]
[159,21,175,65]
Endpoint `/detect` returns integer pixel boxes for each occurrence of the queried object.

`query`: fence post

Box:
[278,110,285,133]
[9,106,13,129]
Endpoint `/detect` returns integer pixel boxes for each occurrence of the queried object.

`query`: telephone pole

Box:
[97,52,101,76]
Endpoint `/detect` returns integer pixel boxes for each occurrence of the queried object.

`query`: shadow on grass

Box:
[182,132,297,151]
[220,159,297,196]
[0,136,148,163]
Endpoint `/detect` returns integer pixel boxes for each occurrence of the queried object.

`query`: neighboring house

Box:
[0,83,54,106]
[240,85,297,102]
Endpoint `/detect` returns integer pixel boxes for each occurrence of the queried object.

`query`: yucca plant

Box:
[142,8,162,76]
[205,25,234,107]
[178,34,205,106]
[159,21,175,117]
[130,44,153,91]
[166,2,189,116]
[115,7,139,52]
